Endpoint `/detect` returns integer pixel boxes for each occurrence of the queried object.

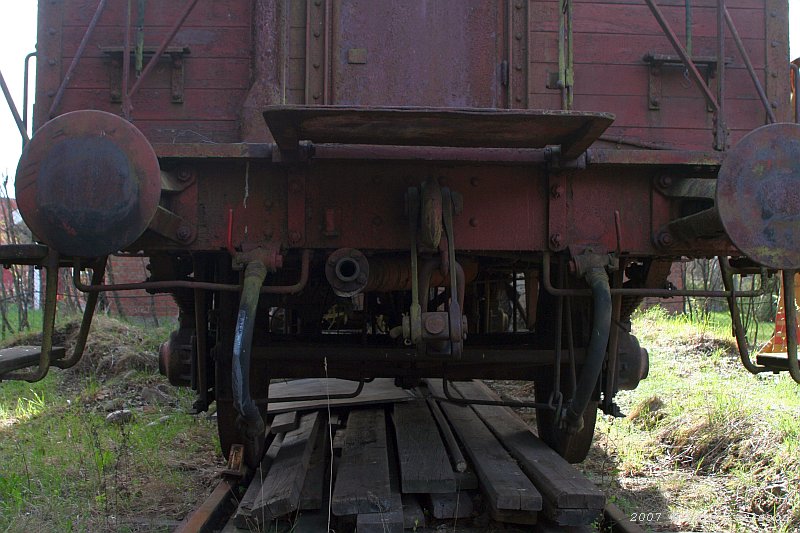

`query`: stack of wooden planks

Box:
[221,378,604,532]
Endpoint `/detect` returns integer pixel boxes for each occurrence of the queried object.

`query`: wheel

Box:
[534,376,597,463]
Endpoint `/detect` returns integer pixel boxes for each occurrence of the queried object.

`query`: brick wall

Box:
[104,256,179,322]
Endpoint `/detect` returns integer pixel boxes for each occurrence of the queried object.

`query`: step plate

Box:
[0,346,66,374]
[263,106,614,159]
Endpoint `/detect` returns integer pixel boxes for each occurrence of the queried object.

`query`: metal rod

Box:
[719,256,769,374]
[48,0,109,119]
[685,0,693,56]
[722,8,776,123]
[126,0,201,101]
[122,0,133,119]
[793,64,800,124]
[438,378,553,409]
[73,250,311,294]
[715,0,727,150]
[0,68,29,144]
[645,0,719,111]
[603,269,624,413]
[22,52,36,144]
[426,397,467,472]
[193,258,209,410]
[53,259,106,369]
[541,252,765,297]
[261,379,367,404]
[782,270,800,383]
[3,253,59,381]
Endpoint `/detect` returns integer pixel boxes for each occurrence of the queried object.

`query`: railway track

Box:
[174,379,645,533]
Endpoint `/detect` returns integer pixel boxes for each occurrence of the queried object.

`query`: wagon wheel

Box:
[533,375,597,464]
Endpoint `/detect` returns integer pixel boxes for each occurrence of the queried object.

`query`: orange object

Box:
[759,272,800,354]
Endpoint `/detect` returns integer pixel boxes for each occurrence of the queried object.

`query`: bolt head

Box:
[423,315,446,335]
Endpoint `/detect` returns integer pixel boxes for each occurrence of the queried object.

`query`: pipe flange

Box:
[325,248,369,297]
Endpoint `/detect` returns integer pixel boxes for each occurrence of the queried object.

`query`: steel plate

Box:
[717,123,800,269]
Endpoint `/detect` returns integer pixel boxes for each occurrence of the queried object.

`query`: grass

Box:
[0,315,221,533]
[585,305,800,532]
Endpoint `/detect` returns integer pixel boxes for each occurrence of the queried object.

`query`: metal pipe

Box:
[426,397,467,472]
[563,267,611,433]
[719,256,769,374]
[439,378,554,409]
[260,379,368,404]
[53,260,106,369]
[724,8,776,124]
[603,269,624,413]
[645,0,719,111]
[793,64,800,124]
[48,0,109,119]
[0,68,29,144]
[782,270,800,383]
[73,250,311,294]
[22,52,36,144]
[122,0,133,119]
[126,0,201,102]
[685,0,693,57]
[231,261,268,437]
[541,252,765,298]
[3,253,59,382]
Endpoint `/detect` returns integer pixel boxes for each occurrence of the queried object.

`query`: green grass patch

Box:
[587,305,800,532]
[0,316,220,533]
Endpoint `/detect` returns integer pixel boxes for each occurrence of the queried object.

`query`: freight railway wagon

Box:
[0,0,798,467]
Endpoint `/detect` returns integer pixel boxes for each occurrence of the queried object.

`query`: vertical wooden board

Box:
[299,426,327,510]
[451,381,605,511]
[765,0,791,122]
[424,380,542,514]
[251,411,322,520]
[331,409,393,515]
[429,491,474,519]
[392,400,457,493]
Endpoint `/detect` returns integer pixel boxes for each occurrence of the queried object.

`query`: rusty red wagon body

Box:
[1,0,798,465]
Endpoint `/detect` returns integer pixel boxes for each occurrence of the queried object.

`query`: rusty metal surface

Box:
[330,1,502,108]
[717,123,800,269]
[263,105,614,157]
[15,110,161,257]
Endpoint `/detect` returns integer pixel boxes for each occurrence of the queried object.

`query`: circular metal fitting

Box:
[16,110,160,257]
[717,123,800,269]
[325,248,370,297]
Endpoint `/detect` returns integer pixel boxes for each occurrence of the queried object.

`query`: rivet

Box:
[515,96,522,102]
[470,177,479,186]
[313,93,320,100]
[469,217,478,227]
[313,63,320,69]
[313,31,321,38]
[48,58,56,66]
[289,231,302,243]
[515,33,523,41]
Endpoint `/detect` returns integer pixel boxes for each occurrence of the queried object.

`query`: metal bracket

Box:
[287,169,307,246]
[643,53,728,111]
[148,206,196,244]
[102,46,189,103]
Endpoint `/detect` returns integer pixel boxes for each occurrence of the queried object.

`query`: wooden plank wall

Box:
[41,0,253,143]
[529,0,783,150]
